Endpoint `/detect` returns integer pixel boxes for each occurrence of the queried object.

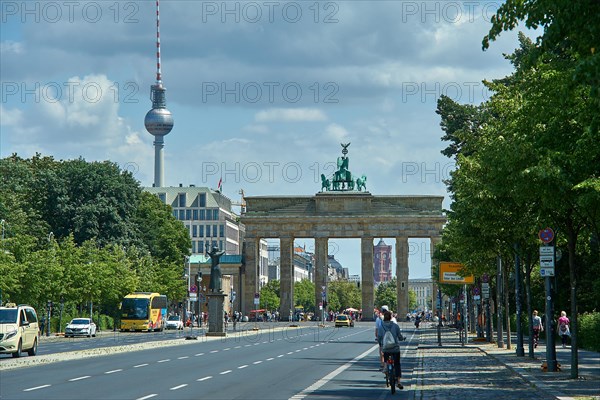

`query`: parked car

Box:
[165,315,184,330]
[334,314,354,327]
[65,318,97,337]
[0,303,39,358]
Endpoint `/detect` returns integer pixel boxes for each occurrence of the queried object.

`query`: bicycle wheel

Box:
[389,366,396,394]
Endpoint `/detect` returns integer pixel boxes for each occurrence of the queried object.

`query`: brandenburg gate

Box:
[239,144,446,320]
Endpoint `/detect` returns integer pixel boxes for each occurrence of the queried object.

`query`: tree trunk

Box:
[504,263,511,350]
[525,252,534,358]
[566,219,579,379]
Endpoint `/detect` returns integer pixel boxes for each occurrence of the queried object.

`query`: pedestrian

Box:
[531,310,543,348]
[557,310,570,348]
[377,310,404,390]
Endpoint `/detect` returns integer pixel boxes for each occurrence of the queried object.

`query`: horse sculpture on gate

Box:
[356,175,367,191]
[321,174,331,191]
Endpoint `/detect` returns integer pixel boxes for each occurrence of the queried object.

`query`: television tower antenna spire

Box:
[145,0,174,188]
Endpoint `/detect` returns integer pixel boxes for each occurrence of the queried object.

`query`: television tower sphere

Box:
[144,107,174,137]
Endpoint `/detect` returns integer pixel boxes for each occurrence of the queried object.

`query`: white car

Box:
[165,315,184,330]
[65,318,97,337]
[0,303,39,358]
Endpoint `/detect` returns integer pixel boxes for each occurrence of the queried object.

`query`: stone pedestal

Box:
[206,293,227,337]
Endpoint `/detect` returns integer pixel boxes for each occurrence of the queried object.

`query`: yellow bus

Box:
[120,292,167,332]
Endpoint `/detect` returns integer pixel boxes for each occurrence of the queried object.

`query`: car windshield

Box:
[121,298,149,319]
[71,319,90,325]
[0,309,18,324]
[168,316,180,321]
[337,315,348,320]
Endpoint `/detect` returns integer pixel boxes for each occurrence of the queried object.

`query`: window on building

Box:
[192,225,197,238]
[158,193,166,203]
[219,224,224,237]
[199,225,204,237]
[199,209,205,220]
[178,210,185,220]
[213,209,219,220]
[213,225,218,237]
[199,193,206,207]
[193,209,198,220]
[185,209,191,220]
[172,210,177,219]
[219,240,224,250]
[206,209,212,221]
[178,193,186,207]
[212,240,218,249]
[192,241,196,253]
[198,240,204,253]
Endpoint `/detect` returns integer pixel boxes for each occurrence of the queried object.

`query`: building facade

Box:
[145,185,244,255]
[373,238,392,285]
[409,278,433,312]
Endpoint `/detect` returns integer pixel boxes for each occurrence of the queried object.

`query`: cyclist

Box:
[375,306,396,370]
[377,310,403,390]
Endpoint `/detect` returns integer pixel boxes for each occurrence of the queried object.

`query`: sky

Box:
[0,1,526,279]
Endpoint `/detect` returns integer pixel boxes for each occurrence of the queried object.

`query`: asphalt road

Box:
[0,321,419,400]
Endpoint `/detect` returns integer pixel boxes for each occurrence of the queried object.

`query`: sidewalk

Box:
[412,326,600,400]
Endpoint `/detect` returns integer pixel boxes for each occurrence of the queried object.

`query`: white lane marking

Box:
[234,345,242,349]
[287,352,294,355]
[69,376,90,381]
[288,344,379,400]
[220,370,232,375]
[105,369,123,374]
[134,363,149,368]
[195,352,204,356]
[157,359,170,363]
[136,394,157,400]
[177,356,189,360]
[303,347,308,350]
[197,376,212,381]
[170,384,188,390]
[266,357,274,361]
[277,354,284,358]
[244,344,252,347]
[223,347,231,351]
[23,385,51,392]
[210,350,219,353]
[253,361,263,364]
[238,365,248,369]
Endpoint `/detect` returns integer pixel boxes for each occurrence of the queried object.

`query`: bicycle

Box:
[384,355,396,394]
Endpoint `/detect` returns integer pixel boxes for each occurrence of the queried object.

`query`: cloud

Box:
[254,108,328,122]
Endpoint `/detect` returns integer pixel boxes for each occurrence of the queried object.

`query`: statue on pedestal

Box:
[206,244,225,293]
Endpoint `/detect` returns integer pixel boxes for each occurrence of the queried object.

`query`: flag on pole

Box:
[217,177,222,192]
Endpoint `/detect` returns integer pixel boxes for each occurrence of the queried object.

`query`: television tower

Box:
[144,0,174,188]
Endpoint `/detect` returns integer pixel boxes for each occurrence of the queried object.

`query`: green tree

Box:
[294,279,315,312]
[260,279,280,311]
[375,278,397,312]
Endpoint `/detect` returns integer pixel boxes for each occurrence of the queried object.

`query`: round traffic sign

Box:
[539,228,554,244]
[190,285,197,293]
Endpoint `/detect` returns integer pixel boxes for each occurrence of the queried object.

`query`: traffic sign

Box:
[539,228,554,244]
[541,267,555,277]
[190,284,197,293]
[473,287,480,295]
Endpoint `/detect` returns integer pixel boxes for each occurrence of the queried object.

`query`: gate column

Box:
[361,237,375,321]
[242,238,259,317]
[280,237,294,321]
[314,237,328,320]
[396,237,409,316]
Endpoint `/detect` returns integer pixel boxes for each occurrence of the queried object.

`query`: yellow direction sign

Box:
[439,262,474,284]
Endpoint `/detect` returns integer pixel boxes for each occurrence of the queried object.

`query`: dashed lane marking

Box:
[23,385,51,392]
[136,394,157,400]
[105,369,122,374]
[170,384,188,390]
[69,376,91,381]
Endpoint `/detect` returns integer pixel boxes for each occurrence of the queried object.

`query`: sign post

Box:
[539,228,557,372]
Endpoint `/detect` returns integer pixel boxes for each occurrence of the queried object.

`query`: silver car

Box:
[65,318,97,337]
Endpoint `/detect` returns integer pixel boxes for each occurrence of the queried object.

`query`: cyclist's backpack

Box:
[382,325,398,351]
